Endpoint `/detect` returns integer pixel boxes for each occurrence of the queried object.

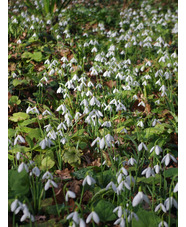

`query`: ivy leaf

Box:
[8,96,21,105]
[41,156,55,170]
[63,147,83,167]
[9,112,29,122]
[31,51,43,62]
[8,169,30,199]
[12,79,28,87]
[132,208,161,227]
[94,200,117,222]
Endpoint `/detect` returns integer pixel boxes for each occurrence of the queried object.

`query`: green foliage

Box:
[94,200,117,222]
[132,208,161,227]
[8,169,30,199]
[9,112,30,122]
[62,146,83,167]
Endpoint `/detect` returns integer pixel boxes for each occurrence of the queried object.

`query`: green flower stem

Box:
[52,186,60,217]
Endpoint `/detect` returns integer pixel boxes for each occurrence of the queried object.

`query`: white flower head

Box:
[44,179,58,191]
[65,190,76,202]
[150,145,162,155]
[132,191,149,207]
[161,153,177,166]
[18,162,29,173]
[164,197,178,211]
[158,221,168,227]
[82,175,96,186]
[86,211,100,224]
[155,203,167,213]
[141,166,155,178]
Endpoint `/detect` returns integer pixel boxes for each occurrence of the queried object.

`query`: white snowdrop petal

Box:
[132,192,142,207]
[92,211,100,224]
[45,179,51,191]
[86,213,93,223]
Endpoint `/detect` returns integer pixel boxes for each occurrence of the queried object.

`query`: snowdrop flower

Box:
[30,166,40,177]
[65,190,76,202]
[150,145,162,155]
[164,196,178,211]
[91,47,97,52]
[116,102,126,111]
[42,171,53,180]
[141,166,155,178]
[82,175,96,186]
[155,203,167,213]
[90,96,100,107]
[44,179,58,191]
[138,142,148,151]
[119,167,128,176]
[39,137,53,149]
[128,211,139,222]
[91,137,101,147]
[101,121,111,127]
[20,204,34,222]
[57,122,67,131]
[154,164,161,174]
[67,211,79,224]
[132,190,149,207]
[14,135,25,145]
[137,120,144,128]
[18,162,29,173]
[106,181,117,193]
[79,218,86,227]
[86,211,100,224]
[158,221,168,227]
[152,119,161,126]
[56,104,67,113]
[173,182,178,193]
[11,199,20,212]
[128,157,137,165]
[113,206,123,218]
[17,39,21,44]
[138,101,145,107]
[114,216,125,227]
[42,110,52,116]
[16,152,21,160]
[74,112,82,122]
[161,153,177,166]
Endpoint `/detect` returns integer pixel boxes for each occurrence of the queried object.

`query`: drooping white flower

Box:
[152,145,162,156]
[86,211,100,224]
[114,216,125,227]
[82,175,96,186]
[127,211,139,222]
[155,203,167,213]
[44,179,58,191]
[31,167,40,177]
[91,137,101,147]
[128,157,137,166]
[14,135,25,146]
[137,120,144,128]
[11,199,19,212]
[66,211,79,224]
[161,153,177,166]
[173,182,178,193]
[18,162,29,173]
[42,171,53,180]
[113,206,123,218]
[138,142,148,151]
[141,167,155,178]
[132,191,149,207]
[164,197,178,211]
[106,181,117,193]
[158,221,168,227]
[154,164,161,174]
[65,190,76,202]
